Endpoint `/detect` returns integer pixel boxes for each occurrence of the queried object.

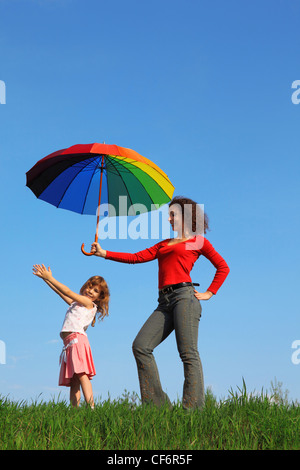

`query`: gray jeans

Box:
[132,285,205,409]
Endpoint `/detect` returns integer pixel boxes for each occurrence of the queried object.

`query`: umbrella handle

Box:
[81,243,94,256]
[81,155,103,257]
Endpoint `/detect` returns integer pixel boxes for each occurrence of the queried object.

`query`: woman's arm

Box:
[91,242,160,263]
[32,265,94,309]
[199,238,230,295]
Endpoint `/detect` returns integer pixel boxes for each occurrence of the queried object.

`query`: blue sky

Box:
[1,0,299,404]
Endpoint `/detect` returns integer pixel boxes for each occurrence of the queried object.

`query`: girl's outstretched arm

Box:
[42,278,74,305]
[32,265,94,309]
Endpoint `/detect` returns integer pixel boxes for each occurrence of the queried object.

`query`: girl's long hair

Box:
[80,276,110,326]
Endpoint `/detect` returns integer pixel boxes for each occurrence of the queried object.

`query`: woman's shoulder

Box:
[185,235,209,251]
[148,238,171,250]
[160,238,171,245]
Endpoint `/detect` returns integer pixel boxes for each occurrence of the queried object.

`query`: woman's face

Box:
[168,205,183,235]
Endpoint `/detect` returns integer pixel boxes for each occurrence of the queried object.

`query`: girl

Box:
[32,264,109,408]
[91,196,229,410]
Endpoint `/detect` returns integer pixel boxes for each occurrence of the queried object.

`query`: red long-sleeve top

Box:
[105,235,230,294]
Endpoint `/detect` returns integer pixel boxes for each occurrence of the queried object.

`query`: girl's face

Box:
[83,284,102,303]
[168,205,183,235]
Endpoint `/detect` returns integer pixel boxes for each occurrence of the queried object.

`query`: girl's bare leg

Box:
[70,374,81,407]
[77,373,94,408]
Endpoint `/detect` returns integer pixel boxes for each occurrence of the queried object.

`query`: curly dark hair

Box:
[169,196,209,235]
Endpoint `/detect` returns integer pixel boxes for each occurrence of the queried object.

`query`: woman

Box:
[91,196,229,409]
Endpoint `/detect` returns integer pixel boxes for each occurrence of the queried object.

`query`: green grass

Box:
[1,381,299,450]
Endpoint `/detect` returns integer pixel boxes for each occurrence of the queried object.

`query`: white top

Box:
[60,302,97,338]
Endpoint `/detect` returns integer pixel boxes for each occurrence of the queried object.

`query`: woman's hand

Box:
[194,290,214,301]
[91,242,107,258]
[33,264,52,280]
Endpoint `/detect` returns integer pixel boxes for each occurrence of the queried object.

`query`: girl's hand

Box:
[32,264,52,280]
[91,242,106,258]
[194,290,214,301]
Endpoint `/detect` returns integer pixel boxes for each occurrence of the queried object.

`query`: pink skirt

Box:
[59,332,96,387]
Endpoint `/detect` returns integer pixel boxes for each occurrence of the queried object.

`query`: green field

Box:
[1,381,299,450]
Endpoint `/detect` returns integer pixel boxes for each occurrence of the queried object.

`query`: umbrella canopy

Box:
[26,143,175,254]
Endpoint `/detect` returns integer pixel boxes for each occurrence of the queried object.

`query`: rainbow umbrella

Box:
[26,143,175,255]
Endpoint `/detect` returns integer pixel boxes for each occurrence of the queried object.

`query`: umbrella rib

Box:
[108,156,159,205]
[125,160,173,201]
[56,156,99,209]
[80,155,103,215]
[106,156,134,207]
